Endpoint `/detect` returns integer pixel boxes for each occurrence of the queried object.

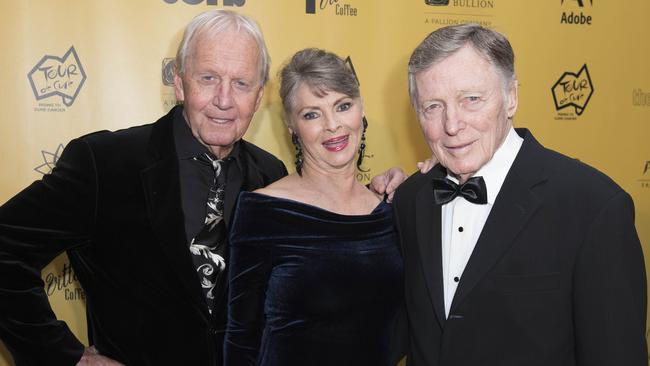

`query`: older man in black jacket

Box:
[393,23,647,366]
[0,10,402,366]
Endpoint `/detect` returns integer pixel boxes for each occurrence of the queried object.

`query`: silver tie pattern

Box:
[190,153,229,313]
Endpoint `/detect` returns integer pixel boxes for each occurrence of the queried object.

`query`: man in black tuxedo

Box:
[393,24,647,366]
[0,10,402,366]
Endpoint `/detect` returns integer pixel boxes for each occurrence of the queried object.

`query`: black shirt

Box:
[172,107,244,244]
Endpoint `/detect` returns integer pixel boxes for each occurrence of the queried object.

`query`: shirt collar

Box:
[446,127,523,205]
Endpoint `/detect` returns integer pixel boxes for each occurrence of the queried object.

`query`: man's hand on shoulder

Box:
[369,167,407,203]
[417,154,438,174]
[76,346,124,366]
[368,154,439,202]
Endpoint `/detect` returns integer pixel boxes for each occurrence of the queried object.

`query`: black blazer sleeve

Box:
[0,138,97,365]
[573,191,647,366]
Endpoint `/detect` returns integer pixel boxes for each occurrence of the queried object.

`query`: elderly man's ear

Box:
[506,79,519,120]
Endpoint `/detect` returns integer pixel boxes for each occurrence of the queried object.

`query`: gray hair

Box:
[279,48,360,127]
[408,23,515,109]
[175,10,270,85]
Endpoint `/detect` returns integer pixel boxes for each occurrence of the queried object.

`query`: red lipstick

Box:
[322,135,349,152]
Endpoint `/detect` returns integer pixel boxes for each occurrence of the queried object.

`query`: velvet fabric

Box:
[224,192,404,366]
[0,106,288,365]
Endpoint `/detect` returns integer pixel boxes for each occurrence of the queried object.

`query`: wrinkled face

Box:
[174,29,264,158]
[415,44,517,183]
[290,83,364,174]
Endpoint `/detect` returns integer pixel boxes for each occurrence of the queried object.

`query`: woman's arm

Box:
[223,238,272,366]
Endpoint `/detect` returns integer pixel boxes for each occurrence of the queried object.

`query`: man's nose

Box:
[213,82,233,110]
[443,104,465,135]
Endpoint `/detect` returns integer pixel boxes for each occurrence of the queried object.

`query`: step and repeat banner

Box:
[1,0,649,364]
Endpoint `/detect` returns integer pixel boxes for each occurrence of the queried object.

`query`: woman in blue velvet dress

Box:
[223,48,405,366]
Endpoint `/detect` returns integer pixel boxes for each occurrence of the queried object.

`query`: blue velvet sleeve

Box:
[224,223,271,365]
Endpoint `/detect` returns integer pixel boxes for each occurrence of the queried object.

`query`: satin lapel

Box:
[141,111,208,316]
[415,168,447,326]
[449,130,545,314]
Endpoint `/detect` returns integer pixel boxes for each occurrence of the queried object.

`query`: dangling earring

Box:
[356,116,368,170]
[291,133,303,176]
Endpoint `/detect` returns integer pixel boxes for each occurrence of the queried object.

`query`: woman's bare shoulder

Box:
[254,174,303,200]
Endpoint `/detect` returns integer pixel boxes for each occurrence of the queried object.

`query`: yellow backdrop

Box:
[1,0,649,365]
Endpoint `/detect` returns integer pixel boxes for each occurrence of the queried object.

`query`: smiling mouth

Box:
[209,117,235,124]
[322,135,349,152]
[446,141,474,153]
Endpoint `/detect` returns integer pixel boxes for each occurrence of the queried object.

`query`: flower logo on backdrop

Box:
[163,0,244,6]
[560,0,593,25]
[28,46,86,112]
[422,0,495,28]
[344,56,374,182]
[305,0,358,16]
[34,144,65,175]
[552,64,594,120]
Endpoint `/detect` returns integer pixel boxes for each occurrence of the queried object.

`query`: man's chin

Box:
[444,165,478,179]
[199,137,238,158]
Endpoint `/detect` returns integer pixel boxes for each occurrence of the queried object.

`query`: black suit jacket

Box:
[393,129,647,366]
[0,106,287,365]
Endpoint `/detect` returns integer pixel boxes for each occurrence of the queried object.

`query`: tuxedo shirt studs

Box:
[438,128,524,319]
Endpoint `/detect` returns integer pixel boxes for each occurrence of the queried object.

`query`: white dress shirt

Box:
[440,128,523,318]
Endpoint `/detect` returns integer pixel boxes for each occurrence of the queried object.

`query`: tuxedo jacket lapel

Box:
[141,113,208,316]
[415,167,447,326]
[450,129,546,314]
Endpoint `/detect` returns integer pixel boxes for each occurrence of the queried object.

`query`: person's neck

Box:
[299,162,361,203]
[208,145,233,160]
[455,173,472,185]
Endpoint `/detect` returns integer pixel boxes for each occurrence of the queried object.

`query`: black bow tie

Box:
[432,176,488,205]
